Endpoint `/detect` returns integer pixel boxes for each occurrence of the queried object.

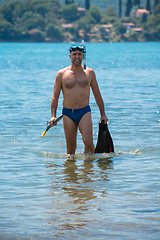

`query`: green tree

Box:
[101,6,117,24]
[155,24,160,39]
[154,0,159,7]
[113,21,126,34]
[0,20,16,40]
[125,0,132,17]
[16,0,60,18]
[77,14,93,32]
[144,3,160,37]
[129,30,138,41]
[21,11,45,30]
[119,0,122,18]
[44,0,60,24]
[61,3,80,22]
[68,26,79,40]
[115,23,126,35]
[1,1,21,24]
[153,2,160,14]
[0,11,4,21]
[89,6,102,23]
[106,6,117,17]
[85,0,90,10]
[65,0,74,4]
[133,0,141,7]
[24,0,53,17]
[146,0,151,12]
[29,29,45,42]
[141,12,147,22]
[46,23,63,41]
[143,31,154,41]
[99,26,107,38]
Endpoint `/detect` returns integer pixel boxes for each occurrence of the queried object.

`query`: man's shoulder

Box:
[85,67,95,75]
[57,66,70,75]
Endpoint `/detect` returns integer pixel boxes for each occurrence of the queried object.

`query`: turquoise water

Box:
[0,42,160,239]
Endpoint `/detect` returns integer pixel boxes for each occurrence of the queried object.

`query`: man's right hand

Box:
[49,117,57,126]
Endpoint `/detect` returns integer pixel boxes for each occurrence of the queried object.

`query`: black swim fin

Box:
[95,121,114,153]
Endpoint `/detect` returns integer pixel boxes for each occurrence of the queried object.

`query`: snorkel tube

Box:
[41,114,63,137]
[81,40,86,69]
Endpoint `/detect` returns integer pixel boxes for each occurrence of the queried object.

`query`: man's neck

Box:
[70,64,83,72]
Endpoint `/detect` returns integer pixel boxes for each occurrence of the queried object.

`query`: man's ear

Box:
[69,53,71,59]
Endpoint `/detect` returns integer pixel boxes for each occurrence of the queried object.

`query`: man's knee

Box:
[83,138,93,148]
[67,142,76,154]
[83,139,94,154]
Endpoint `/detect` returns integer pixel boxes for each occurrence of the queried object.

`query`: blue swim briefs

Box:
[62,105,91,125]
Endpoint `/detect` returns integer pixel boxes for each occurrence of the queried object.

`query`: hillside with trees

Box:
[0,0,160,42]
[0,0,156,16]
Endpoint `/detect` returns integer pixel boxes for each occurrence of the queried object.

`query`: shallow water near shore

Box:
[0,42,160,239]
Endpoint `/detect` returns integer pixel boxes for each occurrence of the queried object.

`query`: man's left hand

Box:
[100,115,108,124]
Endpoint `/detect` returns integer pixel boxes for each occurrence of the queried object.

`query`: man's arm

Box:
[50,70,62,125]
[90,69,108,123]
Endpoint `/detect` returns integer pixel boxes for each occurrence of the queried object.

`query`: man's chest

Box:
[62,74,91,89]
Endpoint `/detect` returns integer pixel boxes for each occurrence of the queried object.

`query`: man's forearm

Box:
[51,97,58,118]
[95,95,106,116]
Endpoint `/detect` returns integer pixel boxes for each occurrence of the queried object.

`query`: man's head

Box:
[69,44,86,67]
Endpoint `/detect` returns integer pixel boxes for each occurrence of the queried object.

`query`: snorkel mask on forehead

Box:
[69,43,86,53]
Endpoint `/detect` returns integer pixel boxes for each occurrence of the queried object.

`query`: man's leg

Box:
[78,112,95,154]
[63,115,77,155]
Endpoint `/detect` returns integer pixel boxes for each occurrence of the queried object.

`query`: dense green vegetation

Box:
[0,0,155,15]
[0,0,160,42]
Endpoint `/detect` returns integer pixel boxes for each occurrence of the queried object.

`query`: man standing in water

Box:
[50,43,108,155]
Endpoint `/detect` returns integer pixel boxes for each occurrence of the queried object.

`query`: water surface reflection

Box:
[46,157,113,233]
[47,158,112,216]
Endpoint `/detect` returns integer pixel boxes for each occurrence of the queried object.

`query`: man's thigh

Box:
[63,115,77,143]
[78,112,93,143]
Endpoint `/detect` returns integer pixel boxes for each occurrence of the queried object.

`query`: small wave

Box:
[133,208,160,213]
[38,150,115,161]
[116,149,143,156]
[37,150,65,159]
[38,149,145,161]
[65,152,115,162]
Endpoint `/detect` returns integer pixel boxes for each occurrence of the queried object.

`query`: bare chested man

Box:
[49,44,108,155]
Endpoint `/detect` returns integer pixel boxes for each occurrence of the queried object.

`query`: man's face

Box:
[69,50,83,66]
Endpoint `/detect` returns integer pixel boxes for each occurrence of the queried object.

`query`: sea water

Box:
[0,42,160,239]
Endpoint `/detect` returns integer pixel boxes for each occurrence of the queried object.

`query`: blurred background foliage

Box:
[0,0,160,42]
